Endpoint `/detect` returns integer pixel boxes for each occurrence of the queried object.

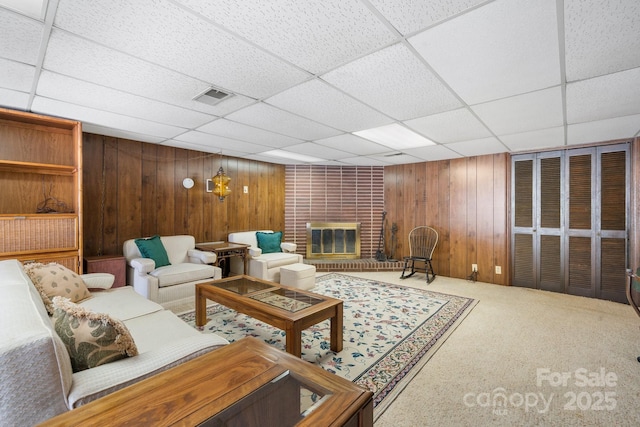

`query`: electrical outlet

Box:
[472,264,478,272]
[495,266,502,274]
[243,186,248,194]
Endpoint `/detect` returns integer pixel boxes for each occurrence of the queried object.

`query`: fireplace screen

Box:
[306,222,360,259]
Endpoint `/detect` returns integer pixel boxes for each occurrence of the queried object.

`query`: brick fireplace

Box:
[306,222,360,259]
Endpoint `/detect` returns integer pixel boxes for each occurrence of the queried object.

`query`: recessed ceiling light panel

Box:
[262,149,324,163]
[354,123,435,150]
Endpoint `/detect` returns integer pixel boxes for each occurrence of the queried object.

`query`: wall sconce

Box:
[212,166,231,201]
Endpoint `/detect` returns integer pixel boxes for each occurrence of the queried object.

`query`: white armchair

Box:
[123,235,222,310]
[228,230,302,283]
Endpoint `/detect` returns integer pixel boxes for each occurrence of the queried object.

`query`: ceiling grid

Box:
[0,0,638,165]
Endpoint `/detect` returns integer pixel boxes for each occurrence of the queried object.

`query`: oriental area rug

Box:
[179,273,477,420]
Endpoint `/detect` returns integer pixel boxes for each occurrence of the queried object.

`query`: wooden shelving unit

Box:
[0,107,83,272]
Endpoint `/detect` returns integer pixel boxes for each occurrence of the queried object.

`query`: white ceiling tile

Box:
[82,123,166,144]
[370,152,424,165]
[409,0,560,104]
[284,142,353,161]
[500,126,565,153]
[338,156,390,166]
[403,144,463,161]
[53,0,309,99]
[197,119,302,148]
[445,137,508,157]
[174,131,270,154]
[0,8,42,64]
[368,0,489,35]
[567,114,640,146]
[0,87,30,110]
[225,102,342,141]
[472,86,564,136]
[314,134,389,156]
[565,0,640,81]
[31,97,187,138]
[322,43,461,120]
[566,67,640,124]
[266,79,392,132]
[0,0,47,19]
[243,154,308,165]
[37,71,217,129]
[176,0,396,75]
[0,58,35,91]
[342,157,391,166]
[162,139,248,159]
[404,108,491,143]
[43,30,247,115]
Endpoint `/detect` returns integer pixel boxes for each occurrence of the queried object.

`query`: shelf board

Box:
[0,160,76,176]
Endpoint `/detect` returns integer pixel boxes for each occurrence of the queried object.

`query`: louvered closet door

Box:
[512,153,563,291]
[512,155,536,288]
[512,143,629,303]
[538,154,563,293]
[594,146,627,302]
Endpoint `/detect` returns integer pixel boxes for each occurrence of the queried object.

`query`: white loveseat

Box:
[123,235,222,310]
[228,230,303,282]
[0,259,228,426]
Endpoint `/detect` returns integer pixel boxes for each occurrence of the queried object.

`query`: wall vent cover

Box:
[194,87,234,106]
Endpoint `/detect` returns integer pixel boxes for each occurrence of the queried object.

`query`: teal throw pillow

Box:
[256,231,283,254]
[134,235,171,268]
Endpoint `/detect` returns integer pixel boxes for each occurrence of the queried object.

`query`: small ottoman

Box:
[280,263,316,290]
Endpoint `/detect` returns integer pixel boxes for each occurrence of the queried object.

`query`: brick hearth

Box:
[305,258,405,273]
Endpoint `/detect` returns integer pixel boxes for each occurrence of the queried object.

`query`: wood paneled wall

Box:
[82,133,285,257]
[284,165,385,258]
[384,154,509,285]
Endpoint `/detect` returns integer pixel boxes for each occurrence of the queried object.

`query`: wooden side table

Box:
[195,241,250,277]
[83,255,126,288]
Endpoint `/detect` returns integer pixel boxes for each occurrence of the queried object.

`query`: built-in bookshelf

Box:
[0,107,83,272]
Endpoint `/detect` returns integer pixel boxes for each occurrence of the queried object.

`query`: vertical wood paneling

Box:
[202,153,215,242]
[425,162,440,272]
[437,161,451,277]
[174,149,189,235]
[383,154,508,285]
[187,150,205,238]
[466,157,477,278]
[117,139,142,243]
[449,158,468,279]
[493,154,509,285]
[156,145,176,237]
[103,137,119,254]
[83,134,285,256]
[141,143,157,237]
[476,155,494,283]
[82,133,103,255]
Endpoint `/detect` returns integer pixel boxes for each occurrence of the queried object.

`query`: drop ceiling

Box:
[1,0,639,165]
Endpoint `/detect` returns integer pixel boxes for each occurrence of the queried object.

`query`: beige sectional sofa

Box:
[0,259,228,426]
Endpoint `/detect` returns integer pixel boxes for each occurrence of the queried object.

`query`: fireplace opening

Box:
[306,222,361,259]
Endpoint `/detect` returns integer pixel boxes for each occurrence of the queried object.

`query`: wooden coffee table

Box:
[196,275,343,357]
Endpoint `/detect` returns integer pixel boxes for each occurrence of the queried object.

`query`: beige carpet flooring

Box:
[173,272,640,426]
[346,271,640,426]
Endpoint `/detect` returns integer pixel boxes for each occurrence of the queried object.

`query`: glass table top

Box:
[211,277,325,313]
[199,370,330,427]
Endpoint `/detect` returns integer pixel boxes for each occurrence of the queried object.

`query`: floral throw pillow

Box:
[52,296,138,372]
[24,262,92,315]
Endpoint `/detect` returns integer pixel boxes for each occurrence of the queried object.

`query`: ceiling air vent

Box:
[194,86,234,106]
